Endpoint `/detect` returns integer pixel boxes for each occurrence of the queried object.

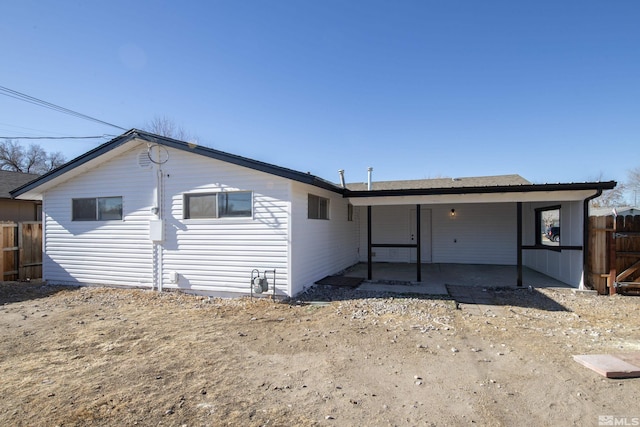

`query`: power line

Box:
[0,85,127,131]
[0,135,112,140]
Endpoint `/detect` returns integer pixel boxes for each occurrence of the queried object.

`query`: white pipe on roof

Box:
[367,167,373,191]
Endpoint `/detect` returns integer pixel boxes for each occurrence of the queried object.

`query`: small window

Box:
[536,205,560,246]
[185,193,217,219]
[72,197,122,221]
[184,191,252,219]
[308,194,329,220]
[218,192,252,218]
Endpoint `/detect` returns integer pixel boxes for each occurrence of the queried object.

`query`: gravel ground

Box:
[1,281,639,426]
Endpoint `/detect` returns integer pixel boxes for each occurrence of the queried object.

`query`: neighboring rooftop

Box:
[0,170,40,199]
[345,174,532,191]
[590,206,640,217]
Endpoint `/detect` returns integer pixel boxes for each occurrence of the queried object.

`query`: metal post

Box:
[416,205,421,282]
[517,202,523,287]
[367,205,372,280]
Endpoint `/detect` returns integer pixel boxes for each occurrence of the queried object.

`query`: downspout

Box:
[582,188,603,290]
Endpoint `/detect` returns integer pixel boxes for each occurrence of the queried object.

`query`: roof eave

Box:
[344,181,617,198]
[11,129,345,198]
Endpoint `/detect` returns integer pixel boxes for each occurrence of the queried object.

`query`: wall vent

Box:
[138,150,152,169]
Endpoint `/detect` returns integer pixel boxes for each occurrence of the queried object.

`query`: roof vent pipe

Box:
[338,169,345,188]
[367,167,373,191]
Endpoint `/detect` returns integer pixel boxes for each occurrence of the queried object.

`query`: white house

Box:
[11,130,616,296]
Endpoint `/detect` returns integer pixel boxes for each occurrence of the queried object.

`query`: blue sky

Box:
[2,0,639,190]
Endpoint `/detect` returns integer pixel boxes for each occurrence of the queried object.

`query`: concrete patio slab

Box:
[356,281,448,296]
[341,263,571,291]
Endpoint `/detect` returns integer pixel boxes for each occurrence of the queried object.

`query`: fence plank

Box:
[588,215,609,294]
[0,222,42,281]
[19,222,42,280]
[1,223,18,281]
[0,224,3,280]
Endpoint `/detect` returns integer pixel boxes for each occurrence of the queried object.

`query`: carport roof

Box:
[345,174,532,191]
[344,178,617,205]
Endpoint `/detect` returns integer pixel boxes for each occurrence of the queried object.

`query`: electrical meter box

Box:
[149,219,164,242]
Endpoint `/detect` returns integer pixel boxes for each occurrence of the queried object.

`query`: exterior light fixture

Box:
[450,208,456,217]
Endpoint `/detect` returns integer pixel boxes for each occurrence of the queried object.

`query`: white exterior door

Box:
[409,208,432,263]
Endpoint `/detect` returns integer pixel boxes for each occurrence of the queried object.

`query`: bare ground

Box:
[1,281,639,427]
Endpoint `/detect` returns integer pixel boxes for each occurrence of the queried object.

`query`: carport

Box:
[337,262,570,296]
[343,176,616,289]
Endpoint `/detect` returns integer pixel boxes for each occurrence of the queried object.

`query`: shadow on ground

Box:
[446,284,570,312]
[294,283,571,312]
[0,281,74,305]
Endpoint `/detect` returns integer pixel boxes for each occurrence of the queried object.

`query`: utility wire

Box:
[0,135,112,140]
[0,85,127,131]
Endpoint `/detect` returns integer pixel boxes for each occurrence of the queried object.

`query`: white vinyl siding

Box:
[42,141,293,295]
[523,200,584,286]
[161,148,290,296]
[431,203,516,265]
[290,182,359,295]
[43,145,155,286]
[357,203,517,265]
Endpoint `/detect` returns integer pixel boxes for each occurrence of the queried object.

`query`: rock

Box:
[325,415,335,420]
[451,347,459,353]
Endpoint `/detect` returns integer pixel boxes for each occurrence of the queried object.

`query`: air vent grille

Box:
[138,151,152,169]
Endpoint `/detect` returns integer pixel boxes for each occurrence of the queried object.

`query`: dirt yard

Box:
[1,281,639,427]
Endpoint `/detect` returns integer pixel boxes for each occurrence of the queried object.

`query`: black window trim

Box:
[308,193,330,220]
[183,190,253,220]
[72,196,123,221]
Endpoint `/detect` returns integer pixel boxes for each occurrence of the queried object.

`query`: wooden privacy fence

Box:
[588,215,640,295]
[0,222,42,281]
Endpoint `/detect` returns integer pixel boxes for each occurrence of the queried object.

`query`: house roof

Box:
[590,206,640,217]
[345,174,532,191]
[344,178,617,206]
[0,170,40,199]
[10,129,617,204]
[11,129,344,199]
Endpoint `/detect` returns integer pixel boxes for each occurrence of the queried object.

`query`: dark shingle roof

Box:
[345,174,531,191]
[11,129,344,198]
[0,170,40,199]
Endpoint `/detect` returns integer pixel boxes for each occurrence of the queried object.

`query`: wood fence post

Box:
[18,222,23,281]
[609,216,617,295]
[0,224,4,280]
